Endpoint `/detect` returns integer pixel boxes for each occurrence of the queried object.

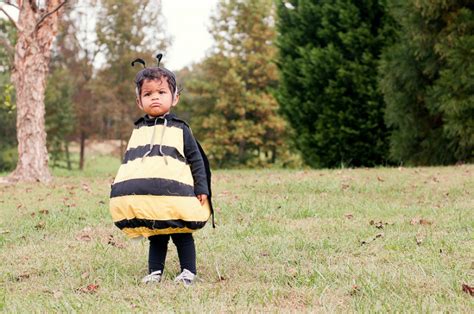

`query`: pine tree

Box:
[380,0,473,164]
[276,0,394,168]
[181,0,287,167]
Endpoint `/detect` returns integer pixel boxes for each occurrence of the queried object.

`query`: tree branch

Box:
[0,6,20,30]
[0,32,15,56]
[34,0,68,33]
[5,1,19,10]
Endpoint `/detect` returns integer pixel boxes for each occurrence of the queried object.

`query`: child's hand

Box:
[197,194,208,205]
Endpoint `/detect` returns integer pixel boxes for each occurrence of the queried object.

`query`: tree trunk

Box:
[65,140,71,170]
[79,131,86,170]
[6,1,65,183]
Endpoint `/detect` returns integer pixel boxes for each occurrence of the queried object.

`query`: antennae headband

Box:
[131,58,146,68]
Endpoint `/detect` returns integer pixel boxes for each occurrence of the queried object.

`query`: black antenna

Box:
[131,58,146,68]
[156,53,163,67]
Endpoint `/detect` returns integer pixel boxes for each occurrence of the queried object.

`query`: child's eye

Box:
[143,92,151,96]
[159,91,166,94]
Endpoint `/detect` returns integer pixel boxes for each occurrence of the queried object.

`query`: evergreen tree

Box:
[181,0,287,167]
[380,0,473,164]
[276,0,394,168]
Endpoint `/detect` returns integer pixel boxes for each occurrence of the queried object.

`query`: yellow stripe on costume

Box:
[127,125,184,157]
[113,155,194,185]
[122,227,196,238]
[110,195,211,222]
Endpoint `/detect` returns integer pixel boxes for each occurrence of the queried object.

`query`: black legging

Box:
[148,233,196,275]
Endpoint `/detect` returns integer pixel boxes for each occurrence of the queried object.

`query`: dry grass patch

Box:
[1,163,473,311]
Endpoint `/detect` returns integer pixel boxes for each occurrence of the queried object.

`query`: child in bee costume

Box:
[109,55,214,286]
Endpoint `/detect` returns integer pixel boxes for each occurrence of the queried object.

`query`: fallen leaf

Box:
[39,209,49,215]
[377,176,384,182]
[350,285,360,296]
[82,184,92,193]
[78,283,99,294]
[344,213,354,219]
[76,234,92,242]
[0,229,11,234]
[462,284,473,296]
[370,220,389,229]
[410,217,433,225]
[81,272,90,279]
[16,273,30,281]
[107,235,126,248]
[35,221,45,229]
[98,200,105,205]
[341,183,350,190]
[17,204,23,209]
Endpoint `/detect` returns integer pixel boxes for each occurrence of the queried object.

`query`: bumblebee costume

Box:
[109,113,213,238]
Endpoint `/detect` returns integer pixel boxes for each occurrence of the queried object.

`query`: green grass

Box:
[0,158,473,311]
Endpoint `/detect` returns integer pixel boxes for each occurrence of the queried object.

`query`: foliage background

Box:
[0,0,472,171]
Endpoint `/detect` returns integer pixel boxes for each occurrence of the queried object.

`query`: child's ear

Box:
[172,94,180,107]
[136,97,143,110]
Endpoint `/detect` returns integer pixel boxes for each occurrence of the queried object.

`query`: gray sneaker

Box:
[174,269,196,287]
[141,270,162,284]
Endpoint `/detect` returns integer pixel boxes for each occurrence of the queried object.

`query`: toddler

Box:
[109,56,213,286]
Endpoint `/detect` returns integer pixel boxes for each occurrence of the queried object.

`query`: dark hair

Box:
[134,67,178,99]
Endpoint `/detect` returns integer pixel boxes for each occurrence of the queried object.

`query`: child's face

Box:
[136,78,178,117]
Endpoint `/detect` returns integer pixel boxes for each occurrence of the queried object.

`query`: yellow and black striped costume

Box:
[109,114,213,238]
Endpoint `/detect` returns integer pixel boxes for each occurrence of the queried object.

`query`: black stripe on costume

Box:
[110,178,195,198]
[115,218,207,230]
[123,145,186,164]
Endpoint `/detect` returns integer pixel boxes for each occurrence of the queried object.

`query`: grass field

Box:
[0,156,473,312]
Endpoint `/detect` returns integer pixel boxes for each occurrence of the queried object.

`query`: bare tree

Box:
[0,0,67,183]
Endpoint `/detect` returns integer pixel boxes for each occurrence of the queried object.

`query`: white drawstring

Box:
[142,117,159,160]
[159,118,168,165]
[142,115,168,165]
